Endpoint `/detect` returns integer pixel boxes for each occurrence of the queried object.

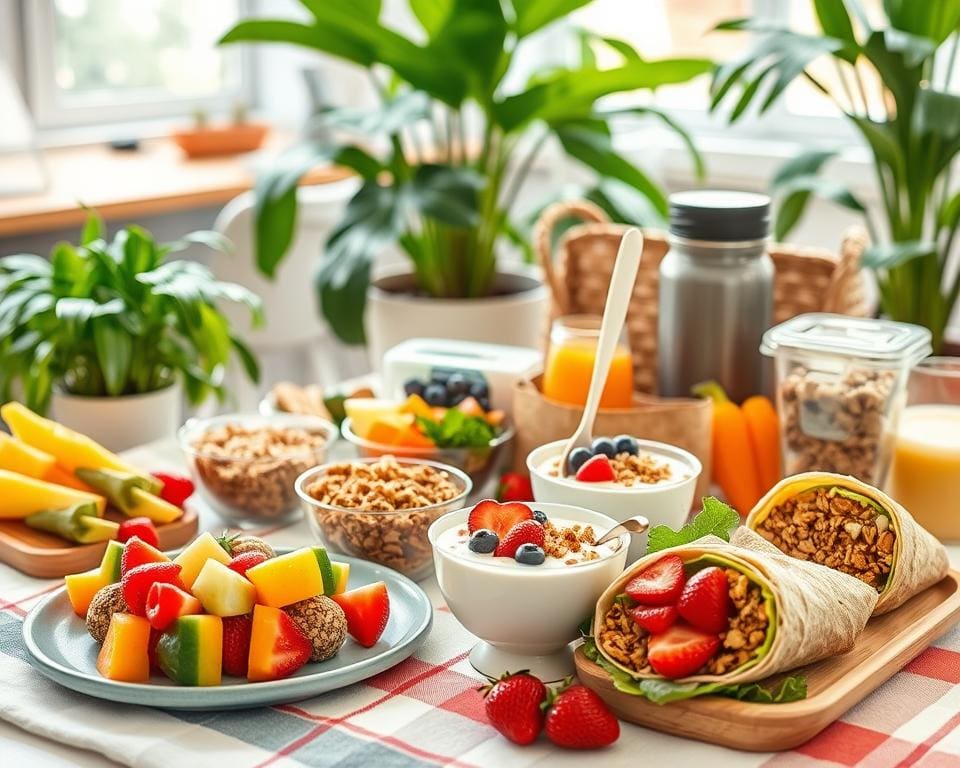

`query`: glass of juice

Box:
[541,314,634,408]
[886,357,960,540]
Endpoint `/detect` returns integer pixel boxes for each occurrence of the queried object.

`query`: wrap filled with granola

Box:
[591,532,877,689]
[745,472,949,614]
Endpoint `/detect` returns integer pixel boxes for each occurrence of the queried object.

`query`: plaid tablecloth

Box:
[2,440,960,768]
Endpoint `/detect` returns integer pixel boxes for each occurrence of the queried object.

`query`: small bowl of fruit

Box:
[527,435,701,563]
[341,373,514,497]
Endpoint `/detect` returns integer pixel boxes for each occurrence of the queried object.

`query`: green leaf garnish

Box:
[646,497,740,553]
[415,409,495,449]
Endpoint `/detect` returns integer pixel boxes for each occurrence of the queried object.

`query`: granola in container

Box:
[761,314,931,485]
[296,456,471,580]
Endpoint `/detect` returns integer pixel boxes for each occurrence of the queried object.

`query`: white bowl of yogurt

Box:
[428,502,629,682]
[527,438,701,563]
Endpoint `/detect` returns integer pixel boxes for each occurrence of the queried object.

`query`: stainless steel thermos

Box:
[657,190,773,403]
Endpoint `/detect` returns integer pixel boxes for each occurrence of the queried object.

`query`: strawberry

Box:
[676,567,731,634]
[117,517,159,548]
[121,536,170,577]
[467,499,533,538]
[575,455,616,483]
[494,520,546,558]
[627,605,678,635]
[497,472,533,503]
[544,682,619,750]
[624,554,685,606]
[152,472,195,509]
[331,581,390,648]
[480,671,546,745]
[122,562,184,616]
[647,624,722,679]
[222,614,253,677]
[145,582,202,631]
[228,551,268,576]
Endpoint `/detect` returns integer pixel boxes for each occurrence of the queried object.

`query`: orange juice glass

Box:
[542,315,634,408]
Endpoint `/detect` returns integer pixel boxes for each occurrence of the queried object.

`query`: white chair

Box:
[212,177,371,412]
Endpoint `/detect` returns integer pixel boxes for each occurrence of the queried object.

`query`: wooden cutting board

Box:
[575,570,960,752]
[0,504,198,578]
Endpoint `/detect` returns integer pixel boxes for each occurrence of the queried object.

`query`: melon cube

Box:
[64,567,110,617]
[191,560,257,617]
[156,615,223,686]
[246,548,324,607]
[173,532,232,589]
[99,540,125,582]
[329,562,350,596]
[97,613,151,682]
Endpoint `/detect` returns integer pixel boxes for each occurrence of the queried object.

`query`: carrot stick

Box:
[742,395,781,494]
[692,381,763,517]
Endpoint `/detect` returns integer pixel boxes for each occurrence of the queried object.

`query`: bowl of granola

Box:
[527,436,701,563]
[178,413,337,526]
[296,455,472,580]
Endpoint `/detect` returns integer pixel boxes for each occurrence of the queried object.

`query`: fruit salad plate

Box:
[22,553,432,710]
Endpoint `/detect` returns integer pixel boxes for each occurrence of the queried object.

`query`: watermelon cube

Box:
[156,615,223,686]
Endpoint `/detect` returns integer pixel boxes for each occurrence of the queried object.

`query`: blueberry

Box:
[423,383,449,406]
[477,396,492,412]
[614,434,639,456]
[403,378,425,397]
[450,391,468,406]
[469,381,489,399]
[515,543,546,565]
[446,373,470,397]
[430,370,451,383]
[591,437,617,458]
[468,529,499,554]
[533,510,548,525]
[567,447,593,474]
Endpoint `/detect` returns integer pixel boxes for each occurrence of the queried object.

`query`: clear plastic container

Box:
[761,314,931,486]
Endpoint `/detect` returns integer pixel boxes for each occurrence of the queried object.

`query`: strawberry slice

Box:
[117,517,159,548]
[222,614,253,677]
[467,499,534,538]
[575,454,616,482]
[122,562,184,616]
[331,581,390,648]
[494,520,546,558]
[152,472,195,509]
[628,604,678,635]
[145,582,202,631]
[677,566,731,634]
[647,624,721,679]
[121,536,170,577]
[624,554,685,606]
[247,605,311,682]
[228,551,268,576]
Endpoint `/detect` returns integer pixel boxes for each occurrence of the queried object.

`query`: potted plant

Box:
[171,103,270,159]
[712,1,960,353]
[0,212,263,450]
[219,0,711,361]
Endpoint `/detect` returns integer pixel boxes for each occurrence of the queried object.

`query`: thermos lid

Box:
[669,189,770,242]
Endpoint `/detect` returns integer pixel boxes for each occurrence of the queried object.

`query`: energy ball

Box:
[86,583,128,644]
[284,595,347,662]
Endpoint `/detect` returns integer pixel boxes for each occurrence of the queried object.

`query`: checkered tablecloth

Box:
[2,440,960,768]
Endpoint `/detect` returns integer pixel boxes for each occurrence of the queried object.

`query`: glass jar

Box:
[658,190,774,403]
[761,313,932,486]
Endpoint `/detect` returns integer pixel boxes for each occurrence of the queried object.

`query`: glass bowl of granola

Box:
[296,455,472,580]
[179,413,338,526]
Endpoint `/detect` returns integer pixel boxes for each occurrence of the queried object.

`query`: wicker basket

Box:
[535,200,870,394]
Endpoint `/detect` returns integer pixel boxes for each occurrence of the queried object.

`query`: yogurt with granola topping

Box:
[538,450,690,488]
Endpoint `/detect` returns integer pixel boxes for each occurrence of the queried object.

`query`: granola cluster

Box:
[598,601,650,673]
[191,423,328,518]
[755,487,894,590]
[542,520,601,564]
[549,451,673,486]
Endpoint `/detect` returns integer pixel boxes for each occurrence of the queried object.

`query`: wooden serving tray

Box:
[576,570,960,752]
[0,505,198,578]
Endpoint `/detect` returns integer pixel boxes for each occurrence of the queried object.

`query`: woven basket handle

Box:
[823,226,868,312]
[533,200,609,314]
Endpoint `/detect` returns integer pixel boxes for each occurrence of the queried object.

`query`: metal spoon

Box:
[559,228,644,476]
[594,515,651,548]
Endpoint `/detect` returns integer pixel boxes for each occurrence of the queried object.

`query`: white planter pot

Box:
[51,383,182,452]
[365,266,549,368]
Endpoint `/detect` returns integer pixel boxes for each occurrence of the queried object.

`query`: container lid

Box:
[760,313,932,365]
[668,189,770,242]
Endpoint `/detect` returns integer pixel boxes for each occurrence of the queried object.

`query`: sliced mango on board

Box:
[0,468,105,518]
[0,433,56,477]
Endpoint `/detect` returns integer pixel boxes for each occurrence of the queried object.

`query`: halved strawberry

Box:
[628,605,678,635]
[152,472,195,509]
[145,582,202,631]
[624,555,685,606]
[575,454,616,483]
[228,551,268,576]
[647,624,721,679]
[247,605,311,682]
[121,537,170,577]
[122,562,184,616]
[467,499,533,538]
[677,567,731,634]
[222,614,253,677]
[494,520,545,558]
[331,581,390,648]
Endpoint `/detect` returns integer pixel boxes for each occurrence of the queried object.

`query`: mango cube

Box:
[64,567,111,617]
[156,615,223,686]
[173,531,231,589]
[191,560,256,617]
[246,548,324,607]
[97,613,151,682]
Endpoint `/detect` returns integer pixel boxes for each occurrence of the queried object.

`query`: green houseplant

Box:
[712,0,960,351]
[219,0,712,345]
[0,212,263,428]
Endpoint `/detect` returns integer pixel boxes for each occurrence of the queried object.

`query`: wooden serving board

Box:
[0,504,198,578]
[576,570,960,752]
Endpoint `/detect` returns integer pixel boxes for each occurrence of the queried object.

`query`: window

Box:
[20,0,249,130]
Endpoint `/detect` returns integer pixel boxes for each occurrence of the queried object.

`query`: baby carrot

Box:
[742,395,781,494]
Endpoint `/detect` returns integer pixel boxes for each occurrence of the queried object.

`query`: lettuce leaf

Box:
[647,497,740,553]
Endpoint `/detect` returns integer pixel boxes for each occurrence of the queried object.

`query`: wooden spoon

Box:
[558,227,643,477]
